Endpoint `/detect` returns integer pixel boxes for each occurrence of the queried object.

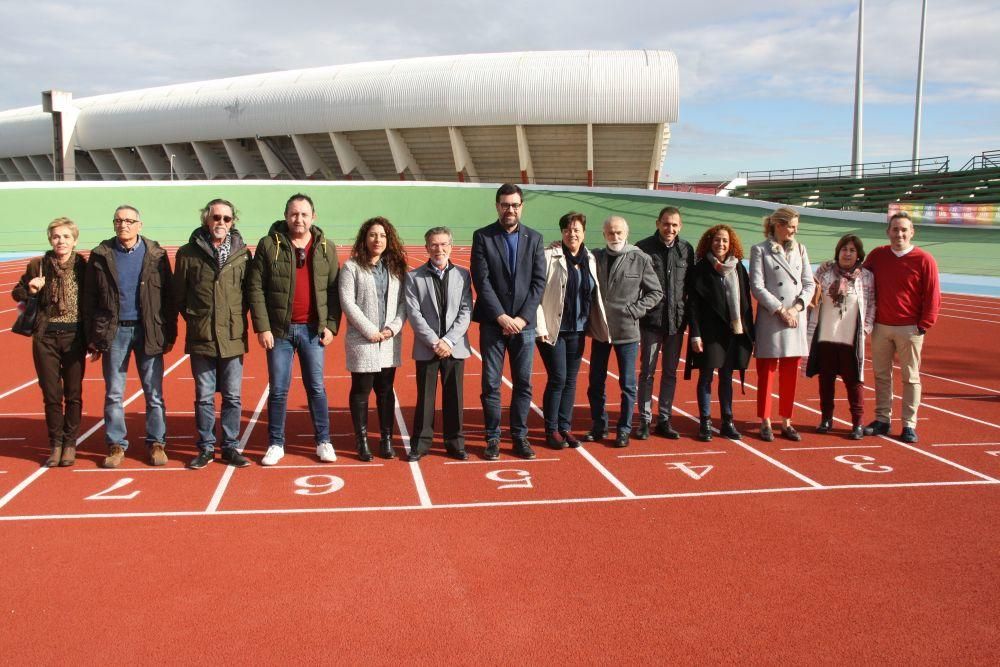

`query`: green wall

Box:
[0,182,994,275]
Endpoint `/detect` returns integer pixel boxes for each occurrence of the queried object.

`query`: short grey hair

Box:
[114,204,140,219]
[424,226,453,243]
[603,215,629,233]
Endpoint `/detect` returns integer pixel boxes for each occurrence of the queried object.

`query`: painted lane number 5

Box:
[485,469,533,489]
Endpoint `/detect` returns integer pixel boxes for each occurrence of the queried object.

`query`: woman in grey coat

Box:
[749,207,815,441]
[340,217,407,461]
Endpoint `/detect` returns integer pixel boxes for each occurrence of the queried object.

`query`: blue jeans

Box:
[265,323,330,447]
[191,353,243,452]
[537,332,585,433]
[588,340,639,434]
[479,324,535,440]
[696,367,735,420]
[102,324,166,449]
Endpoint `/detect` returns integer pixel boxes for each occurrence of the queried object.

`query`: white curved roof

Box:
[0,50,678,156]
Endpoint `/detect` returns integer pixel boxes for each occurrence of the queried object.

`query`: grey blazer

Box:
[339,259,406,372]
[404,262,473,361]
[749,239,816,359]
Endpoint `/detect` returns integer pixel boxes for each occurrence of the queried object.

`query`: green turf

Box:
[0,182,994,275]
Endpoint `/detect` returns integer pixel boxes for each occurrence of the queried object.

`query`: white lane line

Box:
[940,307,1000,317]
[470,346,636,498]
[0,437,26,441]
[260,463,384,469]
[0,479,996,522]
[932,442,1000,448]
[205,385,268,513]
[443,458,561,465]
[781,445,883,452]
[861,358,1000,395]
[0,379,39,400]
[937,314,1000,324]
[618,451,728,459]
[581,357,824,489]
[860,384,1000,430]
[0,355,190,511]
[72,468,191,473]
[394,389,433,508]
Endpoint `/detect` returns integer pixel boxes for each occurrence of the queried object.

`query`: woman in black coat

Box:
[684,225,755,441]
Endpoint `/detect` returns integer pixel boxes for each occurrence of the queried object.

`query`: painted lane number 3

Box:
[834,454,893,474]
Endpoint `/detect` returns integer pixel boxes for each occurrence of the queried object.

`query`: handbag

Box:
[12,260,42,337]
[12,296,39,336]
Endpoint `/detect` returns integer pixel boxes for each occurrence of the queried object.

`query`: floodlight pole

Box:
[850,0,864,178]
[170,154,175,181]
[912,0,928,173]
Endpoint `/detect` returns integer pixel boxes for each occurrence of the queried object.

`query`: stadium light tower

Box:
[851,0,864,178]
[912,0,929,172]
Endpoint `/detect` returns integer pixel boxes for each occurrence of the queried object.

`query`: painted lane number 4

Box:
[665,462,713,480]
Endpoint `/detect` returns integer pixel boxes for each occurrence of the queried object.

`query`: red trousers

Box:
[756,357,800,419]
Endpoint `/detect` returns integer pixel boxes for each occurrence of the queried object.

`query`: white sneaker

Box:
[261,445,284,466]
[316,442,337,462]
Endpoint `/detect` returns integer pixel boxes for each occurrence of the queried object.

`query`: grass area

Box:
[0,182,994,275]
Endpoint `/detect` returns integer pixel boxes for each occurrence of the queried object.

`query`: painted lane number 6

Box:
[294,475,346,496]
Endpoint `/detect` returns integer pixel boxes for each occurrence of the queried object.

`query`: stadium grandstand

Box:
[731,150,1000,212]
[0,50,678,188]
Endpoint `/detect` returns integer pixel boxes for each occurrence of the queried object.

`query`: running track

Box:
[0,250,997,663]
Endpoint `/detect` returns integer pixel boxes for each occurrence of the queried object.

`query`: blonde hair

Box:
[47,217,79,241]
[762,207,799,238]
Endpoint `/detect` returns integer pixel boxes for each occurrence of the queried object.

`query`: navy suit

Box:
[470,220,546,440]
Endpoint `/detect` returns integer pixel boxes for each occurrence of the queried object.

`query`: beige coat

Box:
[339,259,406,373]
[536,246,606,345]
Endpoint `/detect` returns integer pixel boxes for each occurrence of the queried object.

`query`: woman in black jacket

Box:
[12,218,89,466]
[684,225,755,442]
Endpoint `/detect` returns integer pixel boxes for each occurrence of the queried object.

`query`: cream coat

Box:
[749,239,816,359]
[339,259,406,373]
[536,246,606,345]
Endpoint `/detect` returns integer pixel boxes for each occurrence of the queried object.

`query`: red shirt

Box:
[291,238,318,324]
[863,245,940,331]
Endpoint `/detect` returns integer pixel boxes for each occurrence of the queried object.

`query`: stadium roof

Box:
[0,50,679,187]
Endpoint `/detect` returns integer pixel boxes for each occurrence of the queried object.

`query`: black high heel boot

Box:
[351,401,373,462]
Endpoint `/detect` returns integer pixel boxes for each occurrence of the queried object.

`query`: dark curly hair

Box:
[350,216,408,279]
[695,224,744,261]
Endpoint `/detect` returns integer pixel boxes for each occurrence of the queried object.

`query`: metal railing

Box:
[740,156,949,183]
[960,150,1000,171]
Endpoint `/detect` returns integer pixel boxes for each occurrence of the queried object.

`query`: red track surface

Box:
[1,250,998,663]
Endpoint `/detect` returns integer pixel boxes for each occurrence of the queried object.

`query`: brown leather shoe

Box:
[103,445,126,469]
[149,443,168,466]
[45,446,62,468]
[59,445,76,467]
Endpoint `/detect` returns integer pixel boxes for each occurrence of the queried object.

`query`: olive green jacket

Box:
[247,220,342,339]
[173,227,251,358]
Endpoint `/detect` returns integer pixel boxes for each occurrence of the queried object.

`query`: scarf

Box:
[562,243,592,329]
[46,251,76,317]
[215,232,232,268]
[707,253,743,335]
[767,236,799,259]
[827,260,862,318]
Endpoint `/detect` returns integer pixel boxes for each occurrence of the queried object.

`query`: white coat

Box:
[749,239,815,359]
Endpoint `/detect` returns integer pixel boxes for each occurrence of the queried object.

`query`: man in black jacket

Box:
[635,207,695,440]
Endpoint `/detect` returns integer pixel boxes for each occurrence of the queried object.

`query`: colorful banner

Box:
[889,202,1000,227]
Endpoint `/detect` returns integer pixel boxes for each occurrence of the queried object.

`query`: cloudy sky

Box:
[2,0,997,181]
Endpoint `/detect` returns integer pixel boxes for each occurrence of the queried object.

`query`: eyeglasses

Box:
[211,214,234,223]
[295,247,307,268]
[498,202,522,210]
[112,218,139,227]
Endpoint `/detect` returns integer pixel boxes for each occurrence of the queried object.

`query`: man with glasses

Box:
[404,226,473,461]
[84,205,177,468]
[247,193,342,466]
[470,183,546,460]
[173,199,252,469]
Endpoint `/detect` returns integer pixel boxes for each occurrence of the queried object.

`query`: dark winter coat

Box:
[635,233,694,335]
[684,257,755,379]
[173,228,251,358]
[83,237,177,354]
[246,220,342,340]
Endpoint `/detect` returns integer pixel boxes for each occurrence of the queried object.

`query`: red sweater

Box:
[863,245,940,331]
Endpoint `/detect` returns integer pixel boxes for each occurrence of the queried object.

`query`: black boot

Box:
[351,400,373,462]
[719,417,741,440]
[698,417,713,442]
[379,432,395,460]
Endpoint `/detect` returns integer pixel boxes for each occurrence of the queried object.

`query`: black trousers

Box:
[32,328,86,448]
[410,357,465,455]
[349,368,397,436]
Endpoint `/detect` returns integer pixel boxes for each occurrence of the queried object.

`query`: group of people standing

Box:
[12,184,940,470]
